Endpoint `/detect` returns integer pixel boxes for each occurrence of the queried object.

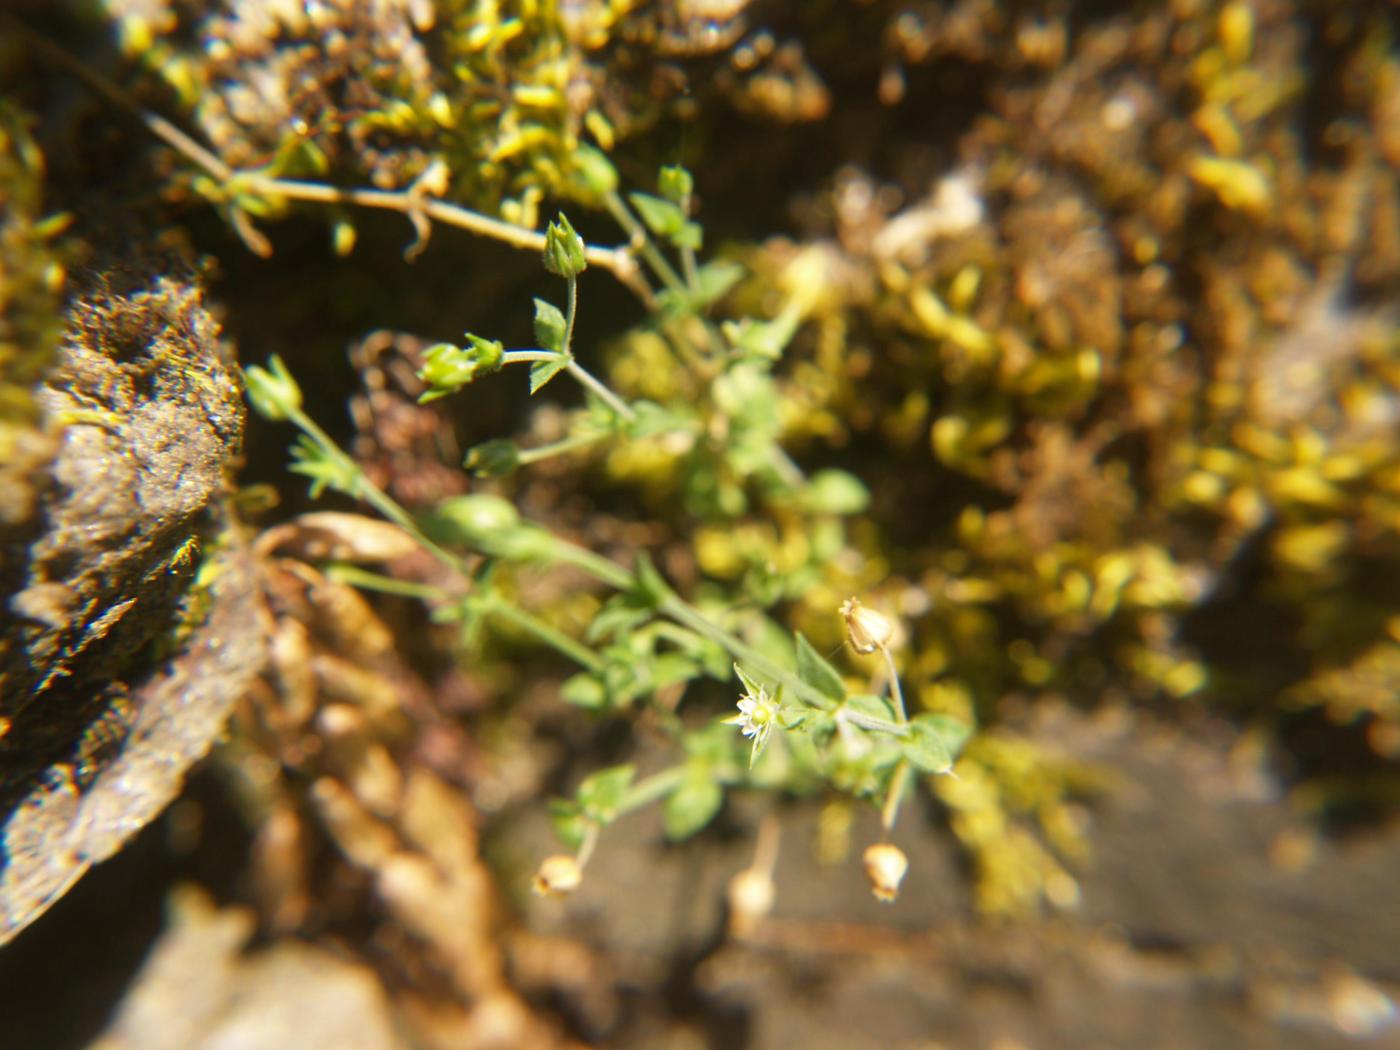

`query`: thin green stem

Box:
[576,823,600,869]
[547,540,639,591]
[324,565,449,601]
[517,430,607,466]
[659,597,838,713]
[881,644,907,724]
[565,360,636,421]
[286,406,468,575]
[564,275,579,356]
[502,350,559,365]
[618,767,686,815]
[603,190,688,296]
[489,599,603,673]
[881,760,911,832]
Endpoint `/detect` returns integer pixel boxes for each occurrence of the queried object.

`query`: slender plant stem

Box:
[603,190,688,296]
[659,597,839,713]
[517,430,607,465]
[881,644,907,724]
[324,565,449,601]
[565,360,636,421]
[546,540,639,591]
[881,760,911,831]
[618,766,686,815]
[502,349,636,421]
[502,350,559,365]
[286,406,468,575]
[489,599,604,673]
[564,275,579,355]
[576,823,600,869]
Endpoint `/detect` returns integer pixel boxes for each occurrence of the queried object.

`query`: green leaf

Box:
[576,764,635,823]
[533,298,567,352]
[584,596,651,643]
[663,773,723,840]
[795,633,845,701]
[629,192,686,238]
[633,551,672,606]
[561,672,607,709]
[801,470,870,515]
[912,712,973,760]
[693,260,744,306]
[549,799,588,850]
[845,693,895,722]
[674,221,703,251]
[529,353,569,394]
[572,144,618,198]
[904,719,954,774]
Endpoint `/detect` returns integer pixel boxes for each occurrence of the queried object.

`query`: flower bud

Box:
[840,597,894,654]
[532,854,583,897]
[862,843,908,902]
[543,212,587,279]
[464,438,521,478]
[416,336,504,402]
[243,354,303,421]
[726,865,775,937]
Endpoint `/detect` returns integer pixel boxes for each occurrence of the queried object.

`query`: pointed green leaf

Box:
[633,551,672,606]
[912,712,973,760]
[576,764,635,823]
[662,773,723,840]
[533,298,567,352]
[845,693,895,721]
[561,672,607,709]
[694,259,744,306]
[904,718,954,774]
[628,192,686,238]
[795,632,845,701]
[529,353,569,394]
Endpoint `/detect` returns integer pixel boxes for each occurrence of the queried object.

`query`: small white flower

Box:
[723,684,779,765]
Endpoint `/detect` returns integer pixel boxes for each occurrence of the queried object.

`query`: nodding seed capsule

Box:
[532,855,583,897]
[840,597,895,654]
[862,843,909,902]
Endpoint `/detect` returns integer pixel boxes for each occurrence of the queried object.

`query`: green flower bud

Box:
[572,145,619,200]
[658,164,694,206]
[242,354,303,421]
[464,438,521,478]
[434,494,520,548]
[543,212,587,279]
[416,335,504,402]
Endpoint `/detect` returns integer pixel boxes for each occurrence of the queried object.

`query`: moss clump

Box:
[0,105,67,528]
